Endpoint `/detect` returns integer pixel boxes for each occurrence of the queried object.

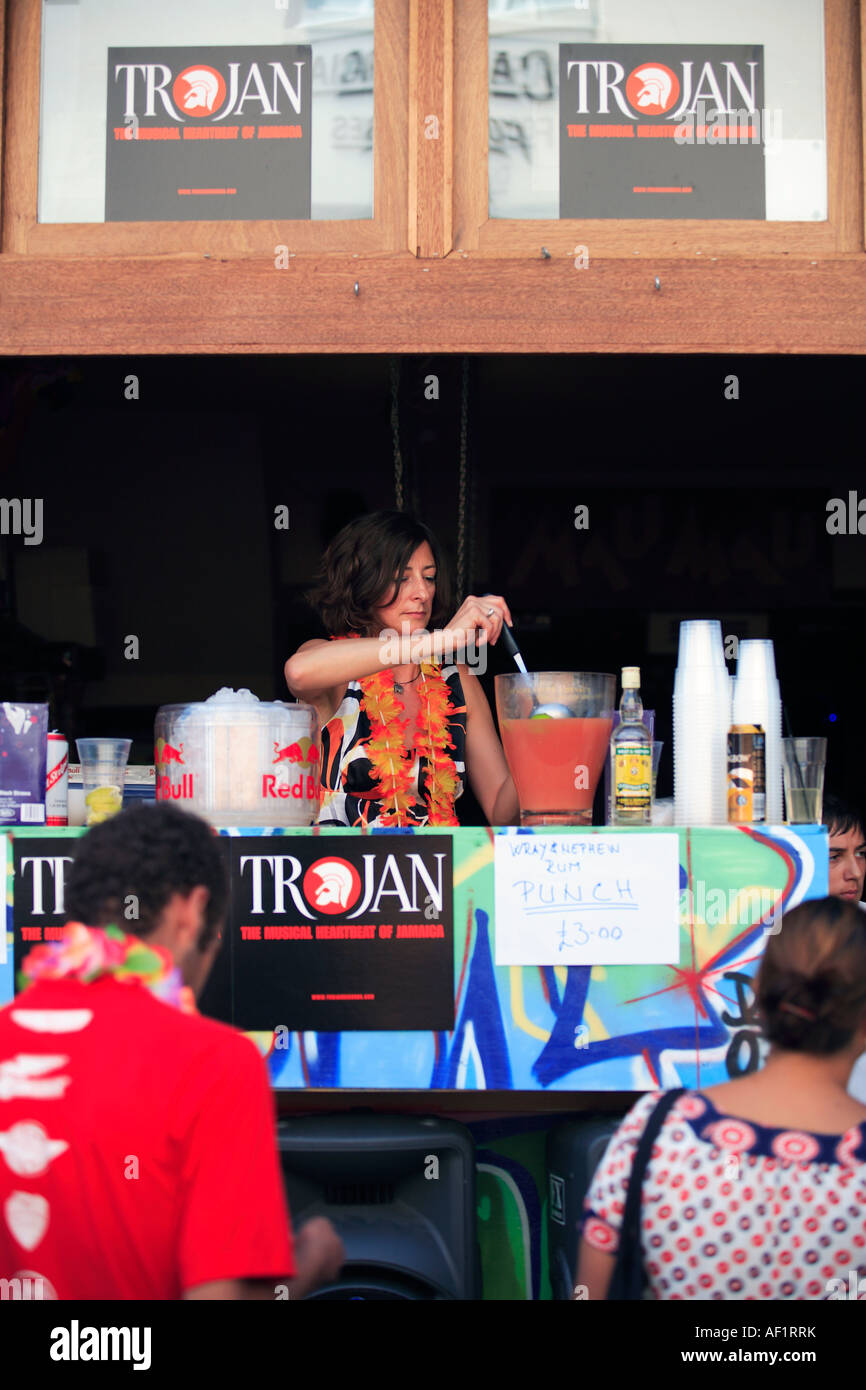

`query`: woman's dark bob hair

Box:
[756,896,866,1055]
[306,510,453,637]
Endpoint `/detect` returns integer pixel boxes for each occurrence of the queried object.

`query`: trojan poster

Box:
[559,44,766,219]
[227,836,455,1032]
[106,46,312,221]
[9,830,234,979]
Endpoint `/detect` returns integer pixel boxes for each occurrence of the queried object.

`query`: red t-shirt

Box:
[0,976,295,1299]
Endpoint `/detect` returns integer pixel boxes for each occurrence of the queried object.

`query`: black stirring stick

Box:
[495,617,572,718]
[498,621,528,674]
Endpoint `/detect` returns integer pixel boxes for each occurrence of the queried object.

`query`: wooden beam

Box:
[408,0,453,258]
[828,0,864,251]
[862,0,866,251]
[1,254,865,354]
[453,0,487,251]
[0,0,5,238]
[1,0,40,253]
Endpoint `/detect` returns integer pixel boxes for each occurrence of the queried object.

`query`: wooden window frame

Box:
[1,0,865,354]
[455,0,864,257]
[1,0,408,255]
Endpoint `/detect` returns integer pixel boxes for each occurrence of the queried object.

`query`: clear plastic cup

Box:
[732,690,770,724]
[738,638,778,680]
[732,674,774,721]
[652,741,663,799]
[652,797,675,825]
[675,663,720,684]
[678,620,725,669]
[781,737,827,824]
[736,641,768,684]
[76,739,132,826]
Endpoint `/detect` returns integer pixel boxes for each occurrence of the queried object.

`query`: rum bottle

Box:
[610,667,652,826]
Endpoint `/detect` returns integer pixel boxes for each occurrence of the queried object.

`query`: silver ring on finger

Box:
[486,607,494,616]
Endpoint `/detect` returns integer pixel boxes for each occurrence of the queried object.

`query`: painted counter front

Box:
[1,824,828,1093]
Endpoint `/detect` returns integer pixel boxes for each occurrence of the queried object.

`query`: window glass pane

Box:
[39,0,374,222]
[488,0,826,220]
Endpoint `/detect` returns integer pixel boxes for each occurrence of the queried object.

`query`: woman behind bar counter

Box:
[284,511,520,828]
[577,897,866,1300]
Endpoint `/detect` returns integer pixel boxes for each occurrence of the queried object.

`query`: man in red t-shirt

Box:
[0,803,343,1300]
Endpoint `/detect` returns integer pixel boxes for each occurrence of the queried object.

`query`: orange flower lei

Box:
[331,633,460,826]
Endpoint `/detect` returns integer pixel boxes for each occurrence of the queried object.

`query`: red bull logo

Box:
[262,773,318,801]
[157,774,194,800]
[273,740,319,764]
[154,740,192,799]
[273,741,303,764]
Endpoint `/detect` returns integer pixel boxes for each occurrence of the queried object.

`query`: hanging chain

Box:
[390,357,404,511]
[456,357,469,601]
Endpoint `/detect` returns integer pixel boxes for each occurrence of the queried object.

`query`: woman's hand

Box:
[417,594,512,663]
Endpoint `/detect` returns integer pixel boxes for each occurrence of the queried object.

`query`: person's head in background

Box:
[757,897,866,1076]
[823,793,866,906]
[64,803,228,998]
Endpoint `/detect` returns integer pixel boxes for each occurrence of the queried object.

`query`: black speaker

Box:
[546,1114,623,1301]
[277,1114,480,1300]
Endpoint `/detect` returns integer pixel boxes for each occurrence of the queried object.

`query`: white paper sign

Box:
[494,831,681,966]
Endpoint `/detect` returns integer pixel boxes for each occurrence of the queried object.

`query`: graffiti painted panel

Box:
[227,823,827,1091]
[1,823,829,1092]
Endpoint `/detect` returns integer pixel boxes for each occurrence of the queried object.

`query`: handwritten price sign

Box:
[493,831,680,966]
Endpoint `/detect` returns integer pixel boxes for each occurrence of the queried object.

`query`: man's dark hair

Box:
[823,793,865,841]
[65,803,228,949]
[305,509,452,637]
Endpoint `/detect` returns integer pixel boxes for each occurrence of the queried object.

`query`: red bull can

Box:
[727,725,766,823]
[46,731,69,826]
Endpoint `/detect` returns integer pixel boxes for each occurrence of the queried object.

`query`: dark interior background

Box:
[1,353,863,825]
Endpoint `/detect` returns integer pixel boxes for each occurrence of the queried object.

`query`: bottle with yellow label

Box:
[610,667,653,826]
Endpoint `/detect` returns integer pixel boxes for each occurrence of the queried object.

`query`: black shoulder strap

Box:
[613,1088,685,1295]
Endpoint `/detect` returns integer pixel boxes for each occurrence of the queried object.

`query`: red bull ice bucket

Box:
[155,689,319,827]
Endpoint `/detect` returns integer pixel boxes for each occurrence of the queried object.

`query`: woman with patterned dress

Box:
[577,897,866,1300]
[284,511,519,828]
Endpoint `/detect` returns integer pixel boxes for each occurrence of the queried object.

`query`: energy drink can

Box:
[46,731,69,826]
[727,725,765,823]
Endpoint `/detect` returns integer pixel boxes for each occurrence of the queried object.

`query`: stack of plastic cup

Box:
[673,620,731,825]
[732,640,783,824]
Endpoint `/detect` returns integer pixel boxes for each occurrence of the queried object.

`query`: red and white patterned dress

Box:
[582,1090,866,1299]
